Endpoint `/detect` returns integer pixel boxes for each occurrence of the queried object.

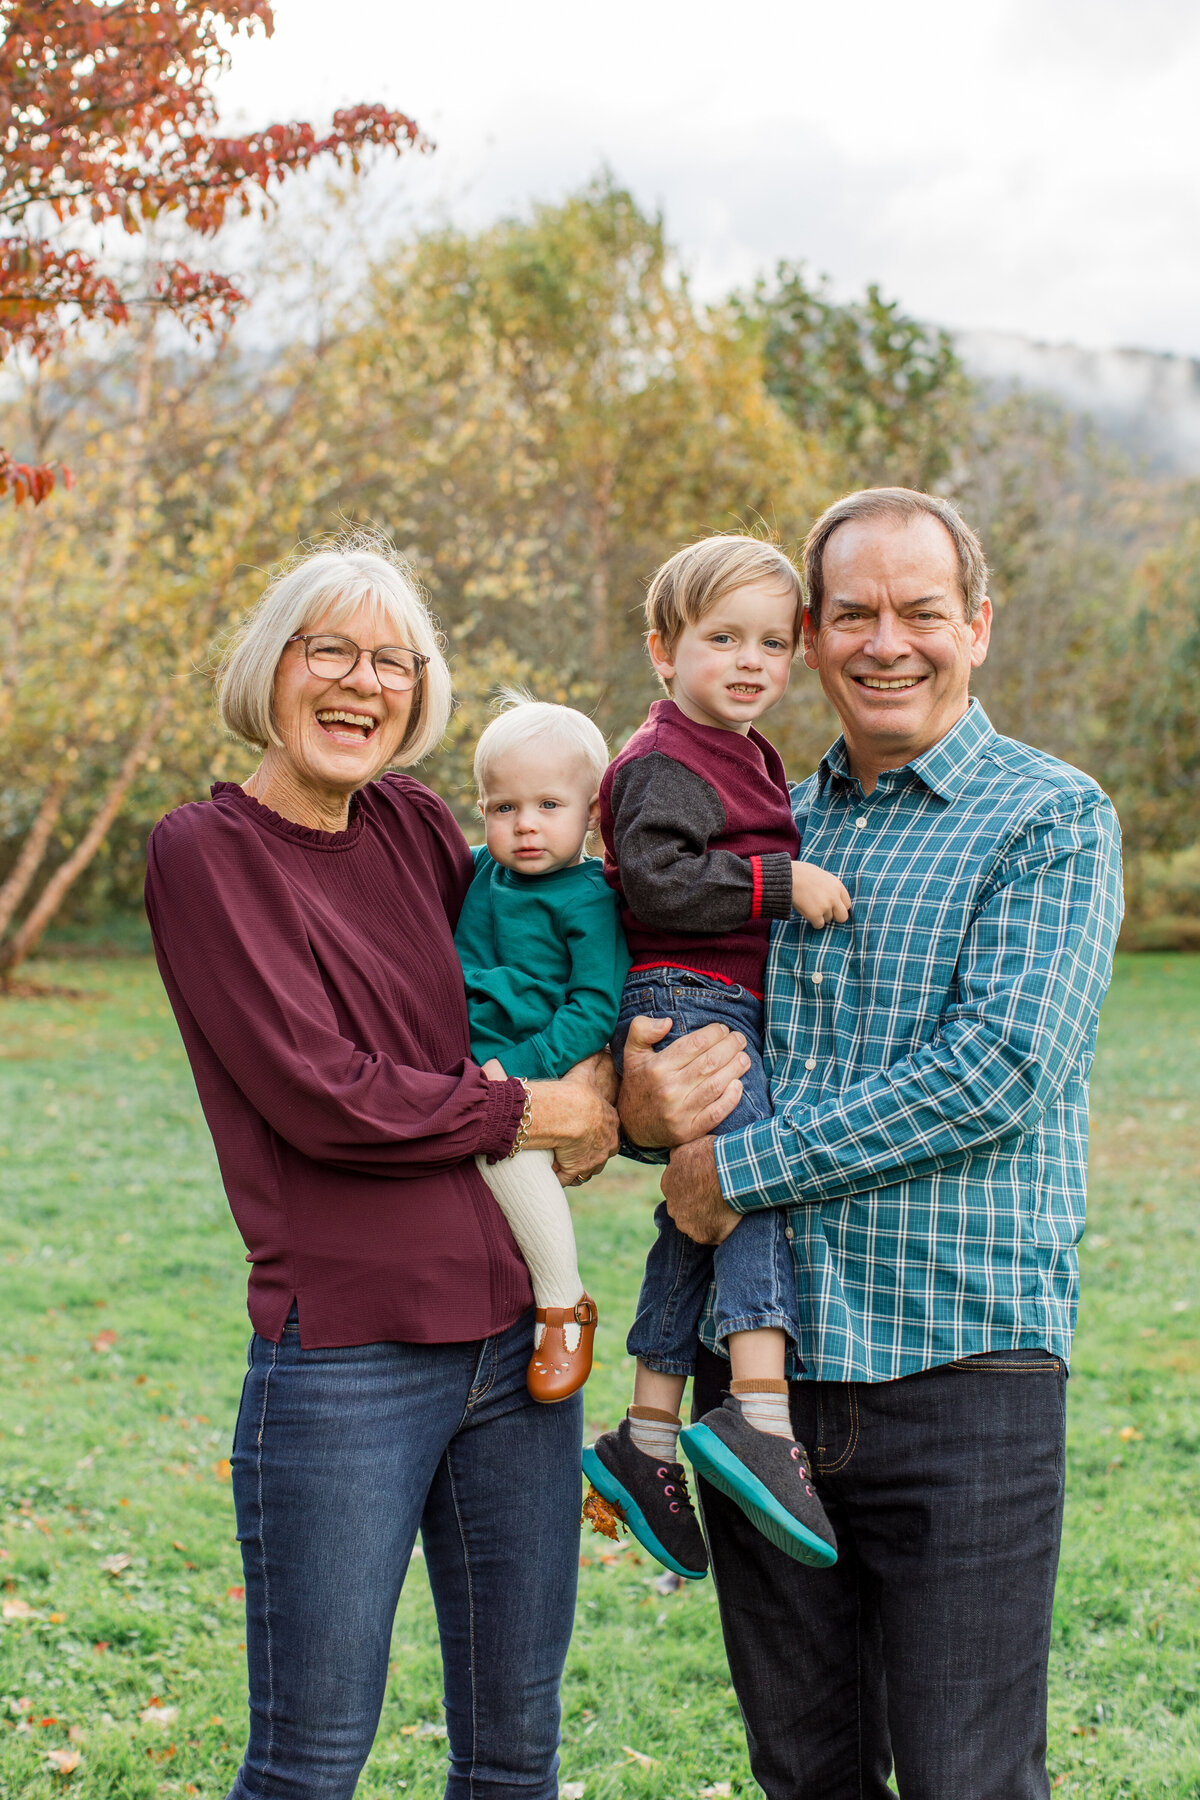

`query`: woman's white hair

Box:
[216,528,452,763]
[473,691,610,794]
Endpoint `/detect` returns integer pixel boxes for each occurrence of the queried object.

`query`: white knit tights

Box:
[476,1149,584,1350]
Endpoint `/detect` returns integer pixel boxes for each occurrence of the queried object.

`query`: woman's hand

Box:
[526,1053,620,1187]
[617,1015,750,1149]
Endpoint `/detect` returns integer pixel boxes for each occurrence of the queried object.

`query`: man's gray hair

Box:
[803,489,989,628]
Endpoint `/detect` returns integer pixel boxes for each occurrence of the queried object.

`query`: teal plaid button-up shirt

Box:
[707,701,1123,1383]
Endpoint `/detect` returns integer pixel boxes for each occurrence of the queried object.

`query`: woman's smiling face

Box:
[270,601,416,802]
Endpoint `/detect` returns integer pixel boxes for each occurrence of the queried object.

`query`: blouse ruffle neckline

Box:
[210,780,368,851]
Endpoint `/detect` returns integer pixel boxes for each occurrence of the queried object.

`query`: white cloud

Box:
[212,0,1200,354]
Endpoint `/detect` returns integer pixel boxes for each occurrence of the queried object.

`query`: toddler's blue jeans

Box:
[611,967,800,1375]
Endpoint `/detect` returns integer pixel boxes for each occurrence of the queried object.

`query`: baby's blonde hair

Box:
[474,691,610,795]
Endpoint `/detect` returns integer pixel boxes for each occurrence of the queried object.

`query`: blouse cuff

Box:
[480,1073,528,1163]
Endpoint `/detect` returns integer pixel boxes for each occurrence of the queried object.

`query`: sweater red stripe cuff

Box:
[750,855,764,919]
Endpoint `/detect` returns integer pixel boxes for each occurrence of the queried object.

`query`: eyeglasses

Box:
[288,634,429,693]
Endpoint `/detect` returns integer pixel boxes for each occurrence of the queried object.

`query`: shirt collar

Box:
[818,699,996,803]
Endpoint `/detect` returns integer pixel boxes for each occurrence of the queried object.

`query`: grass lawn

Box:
[1,953,1198,1799]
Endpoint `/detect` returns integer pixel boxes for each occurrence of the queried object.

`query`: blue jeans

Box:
[611,969,800,1376]
[227,1307,582,1800]
[694,1343,1068,1799]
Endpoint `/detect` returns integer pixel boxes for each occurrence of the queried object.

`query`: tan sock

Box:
[627,1405,682,1462]
[730,1378,793,1440]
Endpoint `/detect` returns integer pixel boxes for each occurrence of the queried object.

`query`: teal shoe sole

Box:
[581,1446,708,1580]
[679,1423,838,1569]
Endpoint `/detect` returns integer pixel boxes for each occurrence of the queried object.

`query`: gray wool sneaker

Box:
[582,1419,709,1579]
[679,1398,837,1568]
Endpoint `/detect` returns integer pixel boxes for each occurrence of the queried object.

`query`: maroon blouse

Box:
[144,775,531,1347]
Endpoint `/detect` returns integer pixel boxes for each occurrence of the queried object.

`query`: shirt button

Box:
[855,816,867,829]
[811,972,823,984]
[785,1226,795,1241]
[804,1058,817,1070]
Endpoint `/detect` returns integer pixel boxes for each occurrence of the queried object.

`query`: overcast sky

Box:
[214,0,1200,357]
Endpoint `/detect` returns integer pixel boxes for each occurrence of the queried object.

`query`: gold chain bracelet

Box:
[505,1077,533,1159]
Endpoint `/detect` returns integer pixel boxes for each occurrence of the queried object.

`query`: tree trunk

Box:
[0,769,69,940]
[0,688,176,975]
[0,346,321,977]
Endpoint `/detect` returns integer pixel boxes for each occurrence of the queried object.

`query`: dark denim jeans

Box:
[693,1342,1068,1800]
[226,1307,583,1800]
[612,968,800,1374]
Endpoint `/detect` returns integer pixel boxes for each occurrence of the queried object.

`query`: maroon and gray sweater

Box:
[599,699,799,995]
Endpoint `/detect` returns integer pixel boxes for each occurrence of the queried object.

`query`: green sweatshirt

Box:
[454,846,630,1080]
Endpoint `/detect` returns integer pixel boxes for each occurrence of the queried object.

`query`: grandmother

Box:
[145,533,618,1800]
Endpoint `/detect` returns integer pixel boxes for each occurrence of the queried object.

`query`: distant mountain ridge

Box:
[954,329,1200,477]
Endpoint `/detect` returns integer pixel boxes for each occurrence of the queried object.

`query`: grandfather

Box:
[619,489,1123,1800]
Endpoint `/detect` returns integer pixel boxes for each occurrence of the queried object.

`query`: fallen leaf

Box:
[654,1570,684,1595]
[139,1703,178,1727]
[213,1459,232,1481]
[92,1642,109,1654]
[622,1745,656,1768]
[45,1747,81,1775]
[10,1698,33,1714]
[172,1541,187,1553]
[48,1612,66,1623]
[226,1585,244,1600]
[581,1484,624,1542]
[400,1720,448,1738]
[700,1785,732,1798]
[2,1597,36,1618]
[561,1783,586,1799]
[91,1330,118,1353]
[99,1552,133,1577]
[1118,1426,1143,1442]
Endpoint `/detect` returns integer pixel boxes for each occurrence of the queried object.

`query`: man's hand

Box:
[617,1014,750,1150]
[661,1136,740,1245]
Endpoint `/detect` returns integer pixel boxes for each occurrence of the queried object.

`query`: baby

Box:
[454,697,630,1403]
[583,534,849,1579]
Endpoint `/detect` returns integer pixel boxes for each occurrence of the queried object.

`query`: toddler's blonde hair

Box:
[645,535,803,661]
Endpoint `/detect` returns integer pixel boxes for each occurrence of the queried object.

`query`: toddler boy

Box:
[583,536,849,1577]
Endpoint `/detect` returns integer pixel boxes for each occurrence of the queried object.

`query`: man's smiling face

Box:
[803,511,992,785]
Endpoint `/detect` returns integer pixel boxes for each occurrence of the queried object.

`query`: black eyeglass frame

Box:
[287,633,430,692]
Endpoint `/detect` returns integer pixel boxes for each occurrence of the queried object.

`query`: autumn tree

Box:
[749,262,973,493]
[315,177,836,749]
[0,0,426,500]
[1099,516,1200,858]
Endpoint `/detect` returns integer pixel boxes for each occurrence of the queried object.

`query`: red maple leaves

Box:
[0,0,429,500]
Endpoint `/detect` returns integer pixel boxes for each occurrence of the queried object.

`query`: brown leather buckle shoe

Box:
[527,1295,597,1403]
